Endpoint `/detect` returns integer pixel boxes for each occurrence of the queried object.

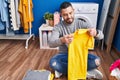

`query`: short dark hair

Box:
[60,1,73,11]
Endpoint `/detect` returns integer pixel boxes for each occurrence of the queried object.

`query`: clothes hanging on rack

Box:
[18,0,34,33]
[0,0,9,30]
[0,0,34,33]
[0,0,34,49]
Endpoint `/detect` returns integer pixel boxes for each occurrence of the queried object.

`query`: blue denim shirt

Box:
[0,0,9,30]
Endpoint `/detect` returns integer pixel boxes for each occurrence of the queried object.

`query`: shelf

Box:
[39,24,58,49]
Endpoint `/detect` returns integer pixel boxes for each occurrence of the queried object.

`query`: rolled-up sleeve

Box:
[95,29,104,40]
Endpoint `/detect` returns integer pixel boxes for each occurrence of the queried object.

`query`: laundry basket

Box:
[109,75,117,80]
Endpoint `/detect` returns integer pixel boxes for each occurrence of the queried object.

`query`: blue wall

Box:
[0,0,103,36]
[113,15,120,52]
[32,0,103,36]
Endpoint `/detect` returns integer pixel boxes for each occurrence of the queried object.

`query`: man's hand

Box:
[60,34,73,44]
[87,28,97,37]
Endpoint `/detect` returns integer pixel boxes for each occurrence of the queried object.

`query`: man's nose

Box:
[67,14,71,18]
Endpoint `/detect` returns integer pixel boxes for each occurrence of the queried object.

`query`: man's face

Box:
[61,6,74,24]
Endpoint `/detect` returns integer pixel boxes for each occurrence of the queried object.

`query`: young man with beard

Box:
[48,1,103,79]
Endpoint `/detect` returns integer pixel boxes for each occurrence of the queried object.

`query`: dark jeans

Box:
[49,53,100,74]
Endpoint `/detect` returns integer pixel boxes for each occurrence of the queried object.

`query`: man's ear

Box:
[73,9,75,11]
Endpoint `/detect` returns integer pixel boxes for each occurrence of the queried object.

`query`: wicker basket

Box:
[109,75,117,80]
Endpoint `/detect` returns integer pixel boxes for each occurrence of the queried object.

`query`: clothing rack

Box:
[0,0,34,49]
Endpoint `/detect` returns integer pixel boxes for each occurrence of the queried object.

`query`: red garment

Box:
[110,59,120,72]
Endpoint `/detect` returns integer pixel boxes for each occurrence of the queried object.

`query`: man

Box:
[48,1,104,79]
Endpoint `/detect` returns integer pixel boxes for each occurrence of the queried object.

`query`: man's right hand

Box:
[60,34,74,44]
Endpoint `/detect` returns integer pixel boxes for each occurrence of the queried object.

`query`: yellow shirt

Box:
[68,29,94,80]
[18,0,34,33]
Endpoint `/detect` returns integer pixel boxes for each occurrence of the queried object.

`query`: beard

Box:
[65,17,74,24]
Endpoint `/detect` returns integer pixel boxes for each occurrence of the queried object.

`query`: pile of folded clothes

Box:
[109,59,120,80]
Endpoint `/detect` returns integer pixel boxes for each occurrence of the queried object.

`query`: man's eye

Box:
[63,14,67,16]
[70,12,72,15]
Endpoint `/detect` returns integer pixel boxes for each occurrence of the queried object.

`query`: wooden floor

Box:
[0,38,119,80]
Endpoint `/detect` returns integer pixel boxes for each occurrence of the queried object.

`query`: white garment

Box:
[9,0,19,30]
[111,68,120,80]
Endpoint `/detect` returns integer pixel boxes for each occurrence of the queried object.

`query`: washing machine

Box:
[71,2,99,28]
